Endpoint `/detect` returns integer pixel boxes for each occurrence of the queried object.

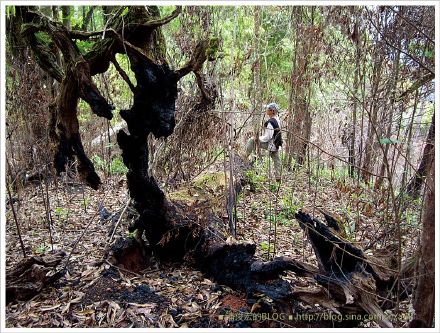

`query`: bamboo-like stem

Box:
[6,157,27,258]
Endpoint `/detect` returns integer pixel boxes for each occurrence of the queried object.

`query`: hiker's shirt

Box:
[259,116,281,152]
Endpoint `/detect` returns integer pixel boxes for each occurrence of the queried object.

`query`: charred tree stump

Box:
[295,210,395,328]
[196,239,319,305]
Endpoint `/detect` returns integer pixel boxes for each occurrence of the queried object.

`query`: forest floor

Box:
[5,156,421,328]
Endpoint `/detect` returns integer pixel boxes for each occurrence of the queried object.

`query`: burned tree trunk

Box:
[18,5,220,257]
[21,7,115,189]
[19,6,188,189]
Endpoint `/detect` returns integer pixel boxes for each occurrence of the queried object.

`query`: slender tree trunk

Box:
[361,54,382,183]
[61,6,71,29]
[285,7,300,169]
[251,6,262,134]
[290,7,319,167]
[357,32,368,182]
[349,17,360,178]
[409,157,435,328]
[374,11,402,189]
[290,37,307,165]
[406,113,435,197]
[299,83,313,162]
[81,7,95,31]
[399,90,419,195]
[51,6,59,21]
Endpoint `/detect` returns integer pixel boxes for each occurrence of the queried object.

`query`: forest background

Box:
[1,2,438,330]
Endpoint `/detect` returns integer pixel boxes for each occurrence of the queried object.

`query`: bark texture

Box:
[409,158,435,328]
[6,251,66,303]
[406,114,435,198]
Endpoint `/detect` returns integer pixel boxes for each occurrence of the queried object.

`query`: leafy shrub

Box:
[91,155,128,175]
[35,244,50,255]
[245,169,265,191]
[109,157,128,175]
[280,192,303,219]
[259,241,274,252]
[54,207,69,223]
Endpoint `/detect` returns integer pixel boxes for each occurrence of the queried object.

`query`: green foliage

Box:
[120,7,129,17]
[206,37,222,60]
[6,6,16,18]
[35,244,50,255]
[116,54,137,87]
[379,137,400,144]
[91,155,128,175]
[268,183,279,192]
[259,241,274,252]
[78,100,92,125]
[34,31,53,46]
[54,207,69,223]
[423,48,433,59]
[343,206,356,239]
[245,169,265,191]
[280,192,303,219]
[403,209,420,229]
[83,196,91,210]
[91,154,106,170]
[76,40,95,55]
[420,103,434,134]
[278,216,293,227]
[61,6,85,28]
[110,158,129,175]
[318,165,350,181]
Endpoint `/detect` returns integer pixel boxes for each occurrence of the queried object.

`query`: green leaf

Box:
[35,31,52,46]
[379,137,400,144]
[76,40,95,54]
[6,6,16,18]
[424,49,433,59]
[259,241,269,251]
[121,7,129,17]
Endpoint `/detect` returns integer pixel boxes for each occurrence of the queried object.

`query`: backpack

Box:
[264,118,283,149]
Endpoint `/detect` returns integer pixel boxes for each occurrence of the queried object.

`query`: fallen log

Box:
[6,250,66,304]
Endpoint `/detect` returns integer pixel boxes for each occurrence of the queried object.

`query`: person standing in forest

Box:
[245,103,283,182]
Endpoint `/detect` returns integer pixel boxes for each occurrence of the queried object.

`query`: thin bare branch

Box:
[175,38,220,79]
[387,6,434,45]
[111,56,136,93]
[398,72,434,100]
[125,6,182,29]
[366,8,434,75]
[105,28,156,64]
